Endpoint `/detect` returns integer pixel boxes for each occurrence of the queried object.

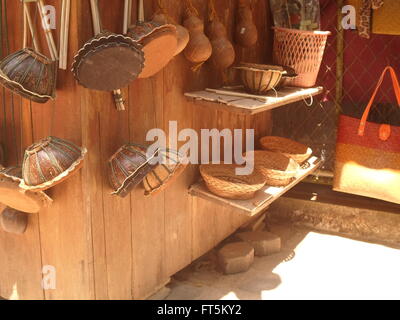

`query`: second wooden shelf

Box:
[189,156,322,217]
[185,86,324,115]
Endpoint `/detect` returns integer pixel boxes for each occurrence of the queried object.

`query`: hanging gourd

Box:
[152,0,190,56]
[183,0,212,70]
[207,0,235,70]
[235,0,258,47]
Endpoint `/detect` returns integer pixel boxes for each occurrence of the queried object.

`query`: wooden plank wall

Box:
[0,0,273,300]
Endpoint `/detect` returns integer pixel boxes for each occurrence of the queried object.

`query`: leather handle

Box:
[358,66,400,136]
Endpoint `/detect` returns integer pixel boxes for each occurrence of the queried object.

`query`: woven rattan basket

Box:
[199,164,266,200]
[259,136,312,164]
[244,150,300,186]
[235,63,286,95]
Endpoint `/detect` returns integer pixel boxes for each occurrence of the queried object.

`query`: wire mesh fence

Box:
[272,0,400,184]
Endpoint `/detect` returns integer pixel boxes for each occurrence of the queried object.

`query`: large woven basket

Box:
[259,136,312,164]
[244,150,300,186]
[200,164,266,200]
[273,27,330,87]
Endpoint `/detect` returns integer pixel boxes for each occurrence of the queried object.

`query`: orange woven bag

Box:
[334,66,400,204]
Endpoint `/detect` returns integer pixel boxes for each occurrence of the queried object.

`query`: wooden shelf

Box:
[189,156,322,217]
[185,86,324,115]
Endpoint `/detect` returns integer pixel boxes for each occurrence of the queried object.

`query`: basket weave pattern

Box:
[259,136,312,164]
[200,164,266,200]
[273,27,330,87]
[244,150,299,187]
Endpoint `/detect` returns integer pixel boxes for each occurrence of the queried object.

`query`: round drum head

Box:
[139,29,177,79]
[0,174,52,213]
[75,42,144,91]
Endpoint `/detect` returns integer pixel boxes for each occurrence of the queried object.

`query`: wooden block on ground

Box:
[237,231,281,256]
[217,242,254,275]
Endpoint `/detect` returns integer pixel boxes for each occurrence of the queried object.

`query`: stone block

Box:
[237,231,281,256]
[217,242,254,275]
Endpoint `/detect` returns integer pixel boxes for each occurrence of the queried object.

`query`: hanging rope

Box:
[155,0,176,24]
[208,0,218,22]
[184,0,199,17]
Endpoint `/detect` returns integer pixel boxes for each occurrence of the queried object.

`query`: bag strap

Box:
[358,66,400,136]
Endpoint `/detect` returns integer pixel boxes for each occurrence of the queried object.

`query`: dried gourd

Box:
[236,0,258,47]
[183,12,212,65]
[207,1,235,70]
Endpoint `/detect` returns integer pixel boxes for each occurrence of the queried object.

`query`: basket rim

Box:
[235,63,287,75]
[243,150,300,175]
[272,26,331,36]
[199,164,266,187]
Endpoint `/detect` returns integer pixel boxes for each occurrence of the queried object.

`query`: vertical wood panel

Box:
[0,0,274,299]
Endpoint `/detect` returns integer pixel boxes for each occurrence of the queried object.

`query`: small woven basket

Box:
[235,63,286,95]
[200,164,266,200]
[244,150,300,186]
[273,27,330,87]
[259,136,312,164]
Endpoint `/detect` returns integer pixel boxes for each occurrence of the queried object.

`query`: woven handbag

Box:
[333,66,400,204]
[372,0,400,36]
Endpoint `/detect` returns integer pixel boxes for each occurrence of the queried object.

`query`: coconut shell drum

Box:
[0,168,52,214]
[0,207,28,235]
[152,12,189,56]
[72,32,144,91]
[108,143,159,198]
[20,136,87,191]
[143,149,188,196]
[127,0,177,79]
[0,48,56,103]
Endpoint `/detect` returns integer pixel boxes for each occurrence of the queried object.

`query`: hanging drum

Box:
[127,0,177,79]
[71,31,144,91]
[0,1,57,103]
[0,167,52,214]
[20,136,87,191]
[108,143,159,198]
[143,149,188,196]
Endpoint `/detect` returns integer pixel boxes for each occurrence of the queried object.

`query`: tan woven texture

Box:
[259,136,312,164]
[244,150,299,186]
[334,143,400,204]
[200,164,266,200]
[143,149,188,196]
[236,63,284,95]
[273,27,329,87]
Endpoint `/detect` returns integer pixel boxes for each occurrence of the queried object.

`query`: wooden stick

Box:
[59,0,66,68]
[23,2,27,48]
[36,0,58,60]
[123,0,132,34]
[63,0,71,68]
[59,0,70,70]
[138,0,144,22]
[90,0,101,34]
[23,1,40,52]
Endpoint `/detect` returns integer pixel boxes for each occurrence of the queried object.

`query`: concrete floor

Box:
[165,223,400,300]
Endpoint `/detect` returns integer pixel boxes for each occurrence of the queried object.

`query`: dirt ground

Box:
[165,222,400,300]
